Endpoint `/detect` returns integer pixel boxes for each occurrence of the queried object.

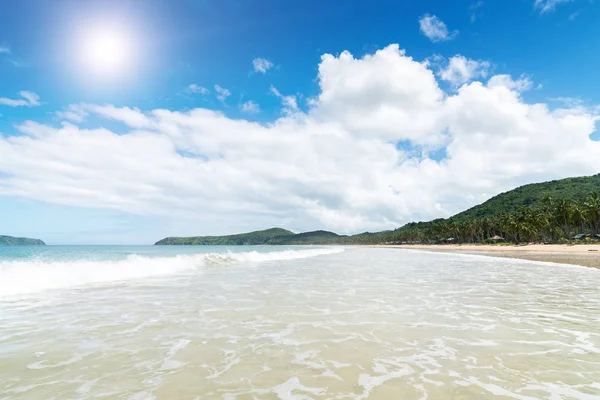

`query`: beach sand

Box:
[375,243,600,268]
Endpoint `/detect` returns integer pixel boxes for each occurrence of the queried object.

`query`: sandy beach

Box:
[376,243,600,268]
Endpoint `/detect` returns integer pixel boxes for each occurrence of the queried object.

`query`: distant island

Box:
[0,235,46,245]
[155,174,600,246]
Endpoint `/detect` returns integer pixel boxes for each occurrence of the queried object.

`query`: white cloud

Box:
[534,0,573,13]
[270,86,298,112]
[0,45,26,68]
[56,104,88,122]
[312,45,444,145]
[0,44,598,235]
[419,14,458,42]
[550,97,584,107]
[85,104,152,128]
[240,100,260,114]
[189,84,209,95]
[487,74,533,92]
[252,57,274,74]
[469,1,485,22]
[0,91,40,107]
[439,55,491,88]
[214,85,231,103]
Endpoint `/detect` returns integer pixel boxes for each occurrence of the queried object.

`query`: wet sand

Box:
[375,244,600,268]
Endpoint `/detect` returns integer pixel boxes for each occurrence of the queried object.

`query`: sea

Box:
[1,245,599,399]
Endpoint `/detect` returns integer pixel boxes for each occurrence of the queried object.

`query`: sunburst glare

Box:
[78,25,134,77]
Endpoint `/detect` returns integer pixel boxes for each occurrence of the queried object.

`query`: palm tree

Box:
[584,191,600,234]
[570,203,586,234]
[542,194,554,212]
[554,199,573,239]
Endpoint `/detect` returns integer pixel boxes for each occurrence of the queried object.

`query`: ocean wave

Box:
[0,247,344,297]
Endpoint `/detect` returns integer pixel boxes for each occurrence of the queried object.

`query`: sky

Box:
[1,0,600,244]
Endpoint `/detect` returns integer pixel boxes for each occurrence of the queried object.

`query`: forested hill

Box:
[155,227,392,245]
[155,228,295,245]
[155,174,600,245]
[0,235,46,245]
[454,175,600,220]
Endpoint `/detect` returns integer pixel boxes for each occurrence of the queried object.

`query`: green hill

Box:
[0,235,45,245]
[155,174,600,246]
[155,228,294,245]
[454,174,600,220]
[155,227,393,246]
[267,230,344,245]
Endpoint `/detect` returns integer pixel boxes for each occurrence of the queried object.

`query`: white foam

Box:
[272,377,326,399]
[203,247,344,264]
[27,353,89,370]
[0,247,344,298]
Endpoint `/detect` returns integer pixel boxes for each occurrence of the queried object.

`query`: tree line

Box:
[387,192,600,244]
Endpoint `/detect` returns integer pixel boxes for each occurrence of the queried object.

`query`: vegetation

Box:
[155,174,600,246]
[155,228,295,245]
[454,174,600,220]
[155,227,398,245]
[0,235,45,245]
[387,175,600,245]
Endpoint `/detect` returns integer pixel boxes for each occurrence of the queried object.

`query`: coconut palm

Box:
[584,191,600,234]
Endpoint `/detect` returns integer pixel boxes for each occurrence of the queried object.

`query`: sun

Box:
[79,26,133,77]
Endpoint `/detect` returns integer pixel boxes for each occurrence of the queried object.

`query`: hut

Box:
[439,237,455,244]
[491,235,504,242]
[573,233,590,240]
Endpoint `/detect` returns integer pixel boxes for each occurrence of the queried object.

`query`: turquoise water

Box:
[0,245,338,298]
[0,244,302,261]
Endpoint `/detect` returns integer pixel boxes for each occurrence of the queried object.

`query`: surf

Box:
[0,247,344,297]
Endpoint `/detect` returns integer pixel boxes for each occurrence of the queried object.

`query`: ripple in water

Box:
[1,248,599,399]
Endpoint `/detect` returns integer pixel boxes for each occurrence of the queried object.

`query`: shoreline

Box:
[368,244,600,268]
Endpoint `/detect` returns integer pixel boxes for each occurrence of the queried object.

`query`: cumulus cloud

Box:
[214,85,231,103]
[189,84,209,95]
[313,45,444,145]
[0,44,598,235]
[252,57,274,74]
[240,100,260,113]
[534,0,573,13]
[0,91,40,107]
[438,55,491,88]
[419,14,458,42]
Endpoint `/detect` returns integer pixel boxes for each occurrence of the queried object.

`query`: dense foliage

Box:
[156,175,600,246]
[155,227,396,245]
[0,235,45,245]
[454,175,600,220]
[387,192,600,244]
[387,174,600,244]
[155,228,295,245]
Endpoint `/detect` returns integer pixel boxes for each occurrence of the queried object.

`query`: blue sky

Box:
[1,0,599,244]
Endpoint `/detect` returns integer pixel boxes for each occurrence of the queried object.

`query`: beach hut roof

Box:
[573,233,590,239]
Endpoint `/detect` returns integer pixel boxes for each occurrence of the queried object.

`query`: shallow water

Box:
[1,246,600,399]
